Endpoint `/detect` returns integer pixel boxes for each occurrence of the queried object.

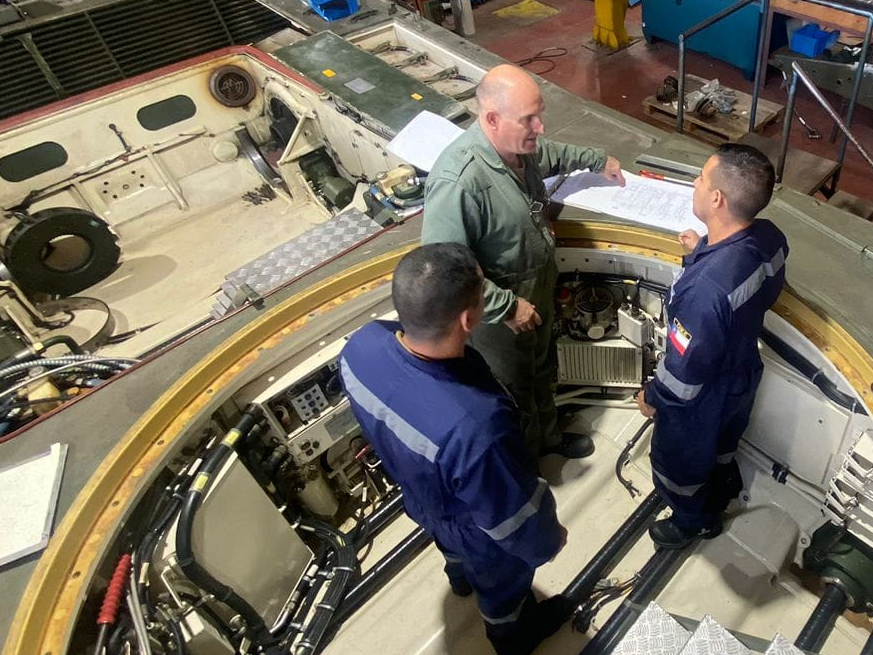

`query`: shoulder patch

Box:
[669,318,692,355]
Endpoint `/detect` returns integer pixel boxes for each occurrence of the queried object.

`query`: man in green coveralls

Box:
[423,64,626,461]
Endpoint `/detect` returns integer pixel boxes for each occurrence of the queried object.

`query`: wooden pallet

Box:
[642,74,785,144]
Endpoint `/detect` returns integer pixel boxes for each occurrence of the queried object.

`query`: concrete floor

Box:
[454,0,873,206]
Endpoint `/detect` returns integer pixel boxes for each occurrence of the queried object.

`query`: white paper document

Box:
[0,442,68,566]
[386,110,464,172]
[550,169,707,235]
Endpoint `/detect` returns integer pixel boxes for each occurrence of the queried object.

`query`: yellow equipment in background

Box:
[593,0,631,49]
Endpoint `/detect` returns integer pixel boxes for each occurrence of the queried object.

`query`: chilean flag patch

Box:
[669,318,692,355]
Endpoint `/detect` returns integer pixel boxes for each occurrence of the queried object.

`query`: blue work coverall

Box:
[339,321,563,638]
[644,219,789,530]
[423,122,608,457]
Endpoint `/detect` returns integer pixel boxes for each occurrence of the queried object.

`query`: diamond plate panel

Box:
[678,615,751,655]
[764,633,804,655]
[213,209,383,316]
[613,602,691,655]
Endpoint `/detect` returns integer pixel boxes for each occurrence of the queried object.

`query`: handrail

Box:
[777,60,873,183]
[676,0,757,133]
[750,0,873,188]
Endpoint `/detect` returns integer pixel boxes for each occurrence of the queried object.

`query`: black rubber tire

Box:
[3,207,120,296]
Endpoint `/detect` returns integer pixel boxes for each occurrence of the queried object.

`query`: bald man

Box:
[423,64,625,463]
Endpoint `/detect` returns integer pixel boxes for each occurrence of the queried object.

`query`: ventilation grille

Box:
[556,338,642,387]
[0,36,60,117]
[1,0,288,121]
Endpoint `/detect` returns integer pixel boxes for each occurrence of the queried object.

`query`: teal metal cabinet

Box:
[642,0,786,79]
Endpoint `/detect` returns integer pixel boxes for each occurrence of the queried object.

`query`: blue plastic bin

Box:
[309,0,358,21]
[790,24,840,57]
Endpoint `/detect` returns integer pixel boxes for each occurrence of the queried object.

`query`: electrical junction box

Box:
[617,306,653,347]
[288,398,359,464]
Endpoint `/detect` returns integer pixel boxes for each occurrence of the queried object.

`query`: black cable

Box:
[761,328,866,415]
[290,519,357,654]
[160,610,188,655]
[514,47,569,75]
[106,614,131,655]
[615,418,653,498]
[104,323,158,345]
[175,406,269,641]
[277,549,332,650]
[41,334,83,355]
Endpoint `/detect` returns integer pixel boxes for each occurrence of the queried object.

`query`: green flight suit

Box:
[422,121,607,457]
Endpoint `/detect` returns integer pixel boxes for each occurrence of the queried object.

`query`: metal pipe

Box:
[563,490,664,604]
[833,17,872,186]
[793,583,848,652]
[684,0,757,38]
[578,548,686,655]
[777,70,799,183]
[677,35,687,132]
[789,62,873,171]
[749,0,771,131]
[676,0,756,133]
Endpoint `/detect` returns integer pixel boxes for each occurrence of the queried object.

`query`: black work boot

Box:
[649,518,722,550]
[447,574,473,597]
[542,432,595,459]
[486,594,572,655]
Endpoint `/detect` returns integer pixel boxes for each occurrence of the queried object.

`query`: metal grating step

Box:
[212,208,384,318]
[612,602,692,655]
[763,633,804,655]
[678,615,752,655]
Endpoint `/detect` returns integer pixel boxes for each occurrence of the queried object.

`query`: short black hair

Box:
[712,143,776,220]
[392,243,482,341]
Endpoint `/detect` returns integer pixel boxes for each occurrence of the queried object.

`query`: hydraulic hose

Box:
[0,334,82,370]
[563,490,664,605]
[615,419,654,498]
[348,489,404,546]
[175,405,269,641]
[579,547,686,655]
[315,527,432,653]
[0,355,122,380]
[136,460,205,620]
[272,550,330,638]
[292,519,357,655]
[794,583,848,652]
[40,334,83,355]
[761,328,866,415]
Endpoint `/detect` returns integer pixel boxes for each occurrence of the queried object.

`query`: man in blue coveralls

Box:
[340,243,571,655]
[637,144,789,550]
